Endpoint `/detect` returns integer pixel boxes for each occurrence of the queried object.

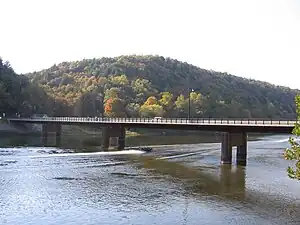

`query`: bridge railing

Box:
[7,117,297,126]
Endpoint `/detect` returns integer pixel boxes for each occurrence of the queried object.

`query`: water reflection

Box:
[131,154,299,223]
[219,165,246,199]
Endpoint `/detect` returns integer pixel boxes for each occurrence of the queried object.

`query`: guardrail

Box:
[7,117,297,126]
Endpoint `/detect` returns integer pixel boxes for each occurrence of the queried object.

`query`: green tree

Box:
[284,95,300,180]
[159,92,173,112]
[125,103,140,117]
[175,94,186,110]
[104,87,120,101]
[110,74,129,86]
[190,91,203,117]
[140,104,164,117]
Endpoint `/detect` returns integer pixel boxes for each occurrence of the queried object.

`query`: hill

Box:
[26,55,298,119]
[0,58,59,117]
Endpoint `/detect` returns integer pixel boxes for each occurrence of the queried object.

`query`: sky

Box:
[1,0,300,89]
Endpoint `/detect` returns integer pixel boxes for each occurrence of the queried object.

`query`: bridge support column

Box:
[102,125,126,150]
[221,132,232,164]
[42,124,48,146]
[41,123,62,146]
[55,124,62,146]
[221,132,247,165]
[236,132,247,166]
[118,126,125,150]
[102,127,110,150]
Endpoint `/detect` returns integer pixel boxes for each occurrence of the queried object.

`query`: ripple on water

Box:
[0,160,17,167]
[52,177,83,181]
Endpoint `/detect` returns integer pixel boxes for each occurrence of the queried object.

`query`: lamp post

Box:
[188,88,194,119]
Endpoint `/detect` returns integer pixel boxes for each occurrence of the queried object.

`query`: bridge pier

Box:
[221,132,247,165]
[42,124,48,145]
[102,125,126,150]
[42,123,62,146]
[221,132,232,164]
[236,132,247,166]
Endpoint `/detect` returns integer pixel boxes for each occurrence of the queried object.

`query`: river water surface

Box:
[1,134,300,225]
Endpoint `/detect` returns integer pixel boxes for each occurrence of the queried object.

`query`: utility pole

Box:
[188,88,191,119]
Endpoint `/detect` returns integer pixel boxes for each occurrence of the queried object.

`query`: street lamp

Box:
[188,88,194,119]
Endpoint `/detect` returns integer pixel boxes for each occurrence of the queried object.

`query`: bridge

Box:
[7,117,297,166]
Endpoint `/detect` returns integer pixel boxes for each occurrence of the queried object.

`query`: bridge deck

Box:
[7,117,296,127]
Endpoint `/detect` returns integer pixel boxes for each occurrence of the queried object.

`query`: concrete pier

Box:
[236,132,247,166]
[102,125,126,150]
[42,124,48,145]
[221,132,232,164]
[221,132,247,165]
[42,124,62,146]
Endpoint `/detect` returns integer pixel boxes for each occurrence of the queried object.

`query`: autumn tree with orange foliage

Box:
[140,96,164,117]
[104,98,113,117]
[144,96,158,106]
[104,97,126,117]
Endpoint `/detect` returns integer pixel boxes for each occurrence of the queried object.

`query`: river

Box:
[0,134,300,225]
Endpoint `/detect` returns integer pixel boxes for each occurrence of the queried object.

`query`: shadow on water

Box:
[0,133,221,152]
[0,132,266,150]
[127,155,299,222]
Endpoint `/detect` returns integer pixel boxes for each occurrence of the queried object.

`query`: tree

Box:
[140,96,164,117]
[104,98,113,116]
[104,87,120,100]
[104,97,126,117]
[110,74,129,86]
[284,95,300,180]
[140,104,164,117]
[159,92,173,111]
[125,103,140,117]
[174,94,187,117]
[189,91,203,117]
[144,96,158,106]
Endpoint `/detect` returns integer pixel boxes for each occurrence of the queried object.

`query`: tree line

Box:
[1,55,299,119]
[24,55,298,119]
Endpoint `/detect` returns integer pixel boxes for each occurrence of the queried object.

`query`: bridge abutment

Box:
[221,132,247,165]
[42,123,62,146]
[102,125,126,150]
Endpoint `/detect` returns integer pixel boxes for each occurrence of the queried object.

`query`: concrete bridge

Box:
[7,117,296,166]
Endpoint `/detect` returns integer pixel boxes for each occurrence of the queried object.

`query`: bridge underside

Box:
[19,120,289,165]
[12,120,294,134]
[41,123,126,150]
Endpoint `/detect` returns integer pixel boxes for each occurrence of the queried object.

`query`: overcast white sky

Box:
[1,0,299,88]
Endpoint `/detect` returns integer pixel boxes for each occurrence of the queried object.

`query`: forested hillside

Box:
[0,58,60,117]
[23,55,298,119]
